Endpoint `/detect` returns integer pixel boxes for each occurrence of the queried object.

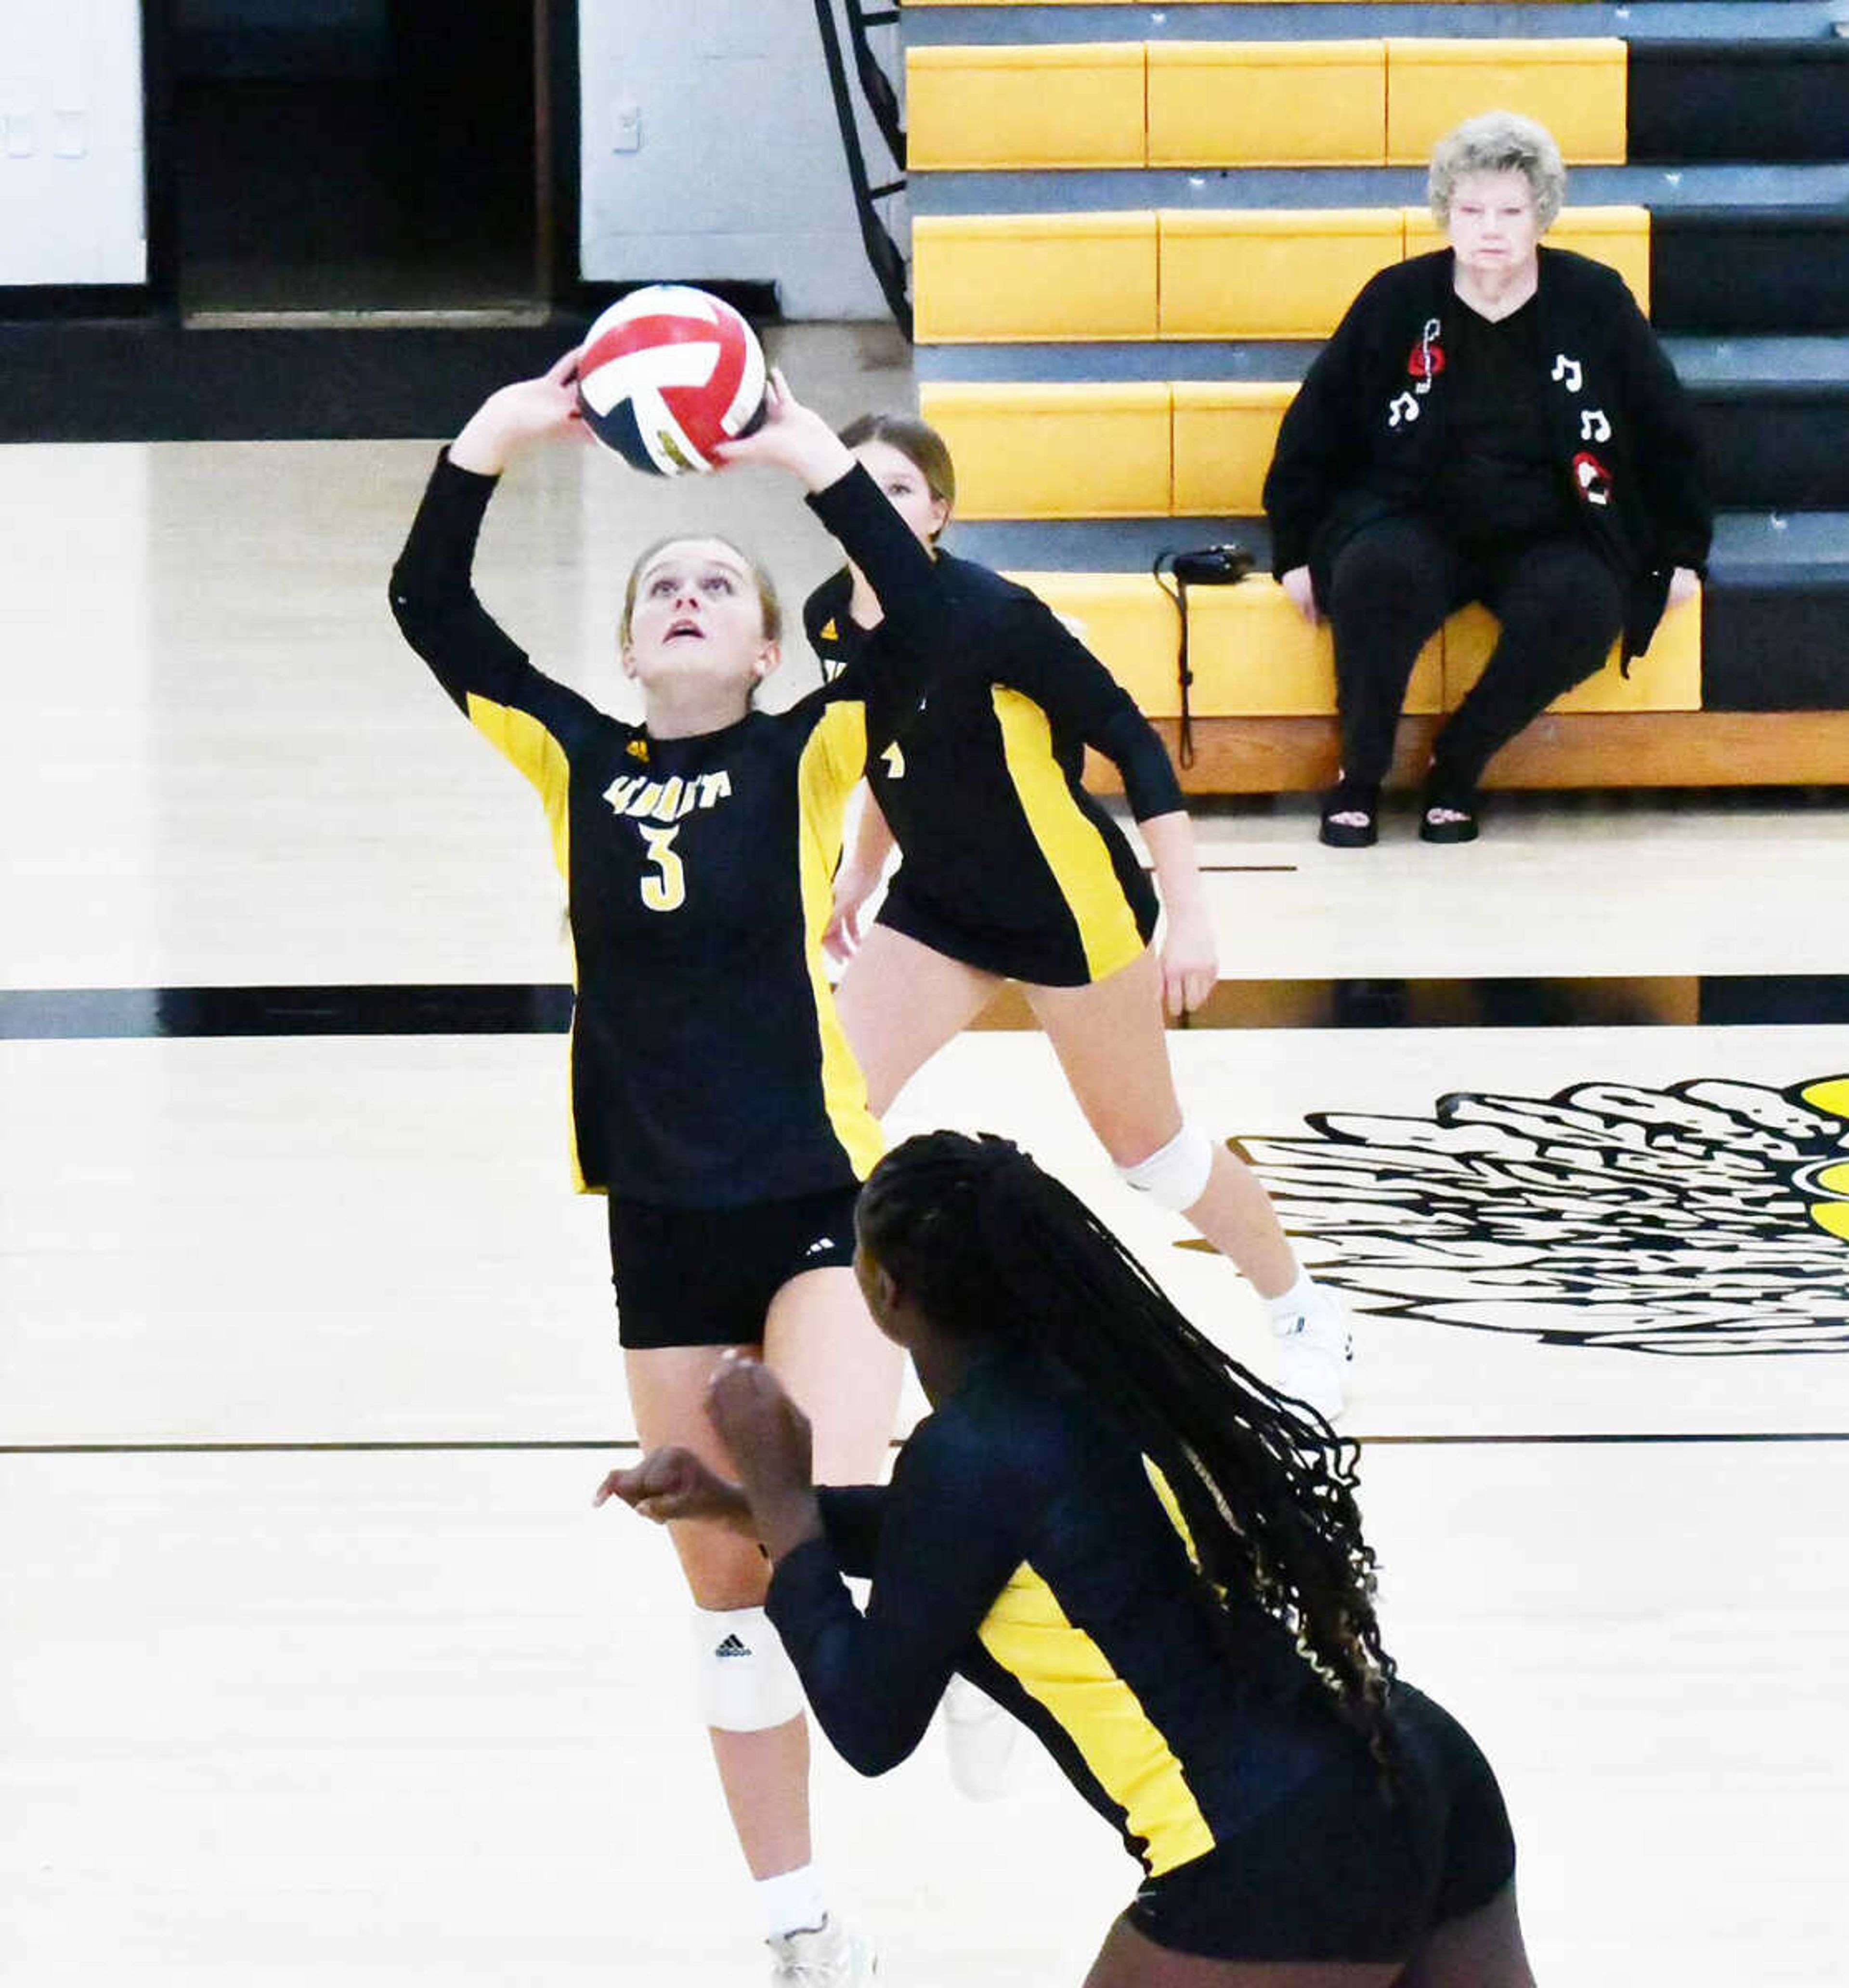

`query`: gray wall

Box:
[577,0,903,319]
[0,0,145,286]
[2,0,902,316]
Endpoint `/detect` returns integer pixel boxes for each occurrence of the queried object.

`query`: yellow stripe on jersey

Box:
[979,1560,1216,1876]
[796,703,884,1182]
[464,695,593,1193]
[990,688,1145,983]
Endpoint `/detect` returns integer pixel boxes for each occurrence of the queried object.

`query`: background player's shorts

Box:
[1123,1683,1516,1963]
[608,1187,860,1350]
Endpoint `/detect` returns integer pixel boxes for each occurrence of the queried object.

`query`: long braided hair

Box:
[857,1130,1397,1763]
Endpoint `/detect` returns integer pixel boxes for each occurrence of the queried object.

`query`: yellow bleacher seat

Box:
[912,212,1161,342]
[1146,41,1386,167]
[1005,573,1445,718]
[1386,38,1628,166]
[1160,208,1404,339]
[905,43,1147,170]
[1443,589,1702,712]
[1170,383,1293,514]
[1004,573,1181,714]
[918,382,1173,518]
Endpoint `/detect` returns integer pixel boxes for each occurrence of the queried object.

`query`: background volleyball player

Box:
[781,412,1351,1424]
[388,355,967,1985]
[601,1132,1535,1988]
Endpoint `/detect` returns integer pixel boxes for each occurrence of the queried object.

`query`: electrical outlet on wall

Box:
[54,110,87,159]
[4,113,34,159]
[613,99,641,153]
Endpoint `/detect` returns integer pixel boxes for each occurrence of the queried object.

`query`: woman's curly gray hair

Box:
[1428,110,1567,232]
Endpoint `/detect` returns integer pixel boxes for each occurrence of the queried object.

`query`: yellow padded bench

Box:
[1147,42,1386,167]
[917,383,1173,518]
[913,213,1159,342]
[1386,39,1628,165]
[1170,383,1295,514]
[1006,571,1697,719]
[906,44,1146,170]
[1160,208,1404,339]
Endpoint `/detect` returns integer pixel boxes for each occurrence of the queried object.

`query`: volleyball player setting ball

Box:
[389,316,987,1986]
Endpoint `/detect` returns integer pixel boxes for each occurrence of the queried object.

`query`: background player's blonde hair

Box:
[1428,110,1567,231]
[619,536,783,648]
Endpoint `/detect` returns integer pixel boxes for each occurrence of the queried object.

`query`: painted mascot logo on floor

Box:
[1219,1076,1849,1356]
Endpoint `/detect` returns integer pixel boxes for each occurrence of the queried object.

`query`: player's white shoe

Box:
[768,1915,877,1986]
[1273,1286,1353,1424]
[942,1674,1024,1801]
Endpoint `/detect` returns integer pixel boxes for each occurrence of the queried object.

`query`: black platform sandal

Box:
[1419,783,1481,844]
[1319,780,1380,848]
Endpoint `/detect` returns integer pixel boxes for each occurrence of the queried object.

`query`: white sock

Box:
[757,1863,829,1940]
[1264,1269,1316,1331]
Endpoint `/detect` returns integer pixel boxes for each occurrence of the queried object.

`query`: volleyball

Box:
[575,286,768,476]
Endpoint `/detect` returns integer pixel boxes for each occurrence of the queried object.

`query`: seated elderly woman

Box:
[1263,109,1712,845]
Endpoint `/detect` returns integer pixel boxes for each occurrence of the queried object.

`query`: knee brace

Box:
[691,1607,805,1732]
[1118,1121,1215,1213]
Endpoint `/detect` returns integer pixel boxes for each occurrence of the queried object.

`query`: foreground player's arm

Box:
[826,794,896,962]
[764,1415,1029,1776]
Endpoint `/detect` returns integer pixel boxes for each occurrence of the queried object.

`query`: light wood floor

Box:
[3,328,1847,1984]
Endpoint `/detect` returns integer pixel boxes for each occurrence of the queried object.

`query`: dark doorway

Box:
[163,0,552,323]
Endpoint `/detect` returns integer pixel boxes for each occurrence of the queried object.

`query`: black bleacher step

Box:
[1654,212,1849,334]
[951,511,1849,585]
[1630,41,1849,164]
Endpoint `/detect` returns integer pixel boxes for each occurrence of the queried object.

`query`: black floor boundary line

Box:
[7,973,1849,1038]
[4,1431,1845,1457]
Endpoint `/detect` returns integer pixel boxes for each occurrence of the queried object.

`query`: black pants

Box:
[1325,514,1626,790]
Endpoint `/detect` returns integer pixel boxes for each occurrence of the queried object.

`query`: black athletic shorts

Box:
[1124,1684,1517,1964]
[608,1188,860,1350]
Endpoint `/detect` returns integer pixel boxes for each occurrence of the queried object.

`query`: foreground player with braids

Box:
[602,1133,1535,1987]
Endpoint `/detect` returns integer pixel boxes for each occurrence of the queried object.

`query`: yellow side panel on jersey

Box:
[1386,39,1627,168]
[796,703,884,1182]
[980,1561,1216,1876]
[464,694,590,1192]
[991,688,1145,982]
[1148,40,1385,168]
[465,694,573,881]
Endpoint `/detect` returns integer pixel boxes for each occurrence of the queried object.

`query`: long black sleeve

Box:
[1262,283,1379,577]
[1615,292,1713,575]
[766,1412,1030,1776]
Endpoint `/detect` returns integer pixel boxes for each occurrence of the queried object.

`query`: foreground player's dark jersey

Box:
[389,455,925,1207]
[768,1349,1359,1878]
[805,555,1185,985]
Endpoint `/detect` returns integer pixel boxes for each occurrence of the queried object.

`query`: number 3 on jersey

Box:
[881,741,905,780]
[638,824,686,912]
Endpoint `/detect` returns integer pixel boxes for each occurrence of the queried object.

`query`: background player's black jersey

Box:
[389,455,919,1208]
[804,555,1185,985]
[767,1347,1363,1879]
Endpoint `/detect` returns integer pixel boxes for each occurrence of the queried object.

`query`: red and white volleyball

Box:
[575,286,768,475]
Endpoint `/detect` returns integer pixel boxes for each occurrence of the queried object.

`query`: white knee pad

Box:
[692,1607,806,1732]
[1118,1120,1215,1213]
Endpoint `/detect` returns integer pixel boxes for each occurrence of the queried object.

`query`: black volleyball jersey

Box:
[768,1349,1355,1879]
[803,551,1184,986]
[389,454,925,1207]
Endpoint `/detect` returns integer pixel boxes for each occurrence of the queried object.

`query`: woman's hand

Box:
[449,346,586,477]
[593,1446,754,1533]
[1280,565,1320,627]
[704,1354,824,1560]
[823,861,881,962]
[712,370,856,494]
[1667,566,1700,609]
[1160,903,1220,1019]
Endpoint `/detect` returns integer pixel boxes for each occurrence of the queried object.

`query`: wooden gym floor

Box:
[2,326,1846,1986]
